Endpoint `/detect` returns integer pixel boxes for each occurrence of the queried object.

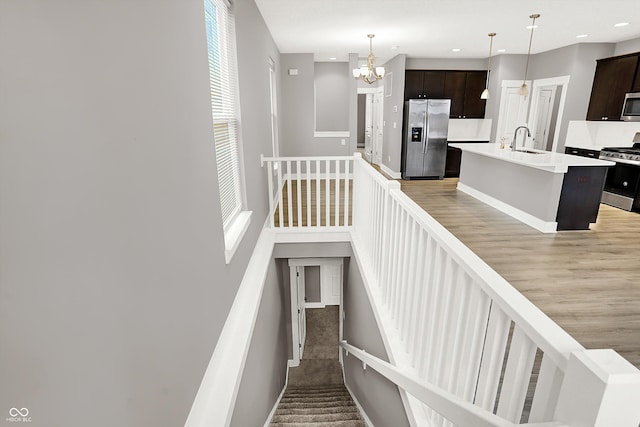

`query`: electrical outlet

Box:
[340,139,346,145]
[393,105,398,113]
[393,122,397,129]
[388,155,391,162]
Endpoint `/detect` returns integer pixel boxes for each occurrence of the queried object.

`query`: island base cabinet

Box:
[556,167,608,230]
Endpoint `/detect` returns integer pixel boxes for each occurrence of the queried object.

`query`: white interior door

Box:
[321,264,341,306]
[496,80,531,148]
[372,87,384,165]
[532,87,555,150]
[364,94,373,161]
[296,266,306,361]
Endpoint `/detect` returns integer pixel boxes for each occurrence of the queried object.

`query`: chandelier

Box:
[352,34,385,84]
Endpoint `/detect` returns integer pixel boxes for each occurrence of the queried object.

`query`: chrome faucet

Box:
[512,126,531,152]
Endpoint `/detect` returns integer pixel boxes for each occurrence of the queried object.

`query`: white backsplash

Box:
[565,121,640,150]
[448,119,492,141]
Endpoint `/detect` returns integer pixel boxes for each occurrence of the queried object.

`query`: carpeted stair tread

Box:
[269,383,364,427]
[275,406,359,416]
[281,394,352,402]
[270,421,365,427]
[272,412,362,423]
[277,400,357,409]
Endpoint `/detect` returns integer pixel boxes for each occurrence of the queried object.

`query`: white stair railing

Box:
[184,154,640,427]
[349,155,640,427]
[261,155,354,229]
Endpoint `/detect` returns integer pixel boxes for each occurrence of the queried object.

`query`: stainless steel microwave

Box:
[621,92,640,121]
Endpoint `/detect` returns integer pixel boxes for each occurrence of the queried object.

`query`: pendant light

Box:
[480,32,496,100]
[519,14,540,97]
[353,34,385,84]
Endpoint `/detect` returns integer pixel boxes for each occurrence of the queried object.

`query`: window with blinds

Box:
[204,0,243,230]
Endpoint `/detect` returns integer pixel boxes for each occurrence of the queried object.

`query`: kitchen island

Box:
[449,143,615,232]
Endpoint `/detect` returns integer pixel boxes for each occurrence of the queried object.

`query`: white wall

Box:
[0,0,279,425]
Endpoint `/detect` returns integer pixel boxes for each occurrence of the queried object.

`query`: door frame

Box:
[288,258,343,367]
[531,86,557,150]
[358,87,377,162]
[527,75,570,153]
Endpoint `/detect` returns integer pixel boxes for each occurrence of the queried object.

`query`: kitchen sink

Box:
[516,149,545,155]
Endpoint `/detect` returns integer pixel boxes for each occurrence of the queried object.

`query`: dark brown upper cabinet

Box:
[586,53,640,121]
[404,70,487,119]
[404,70,446,100]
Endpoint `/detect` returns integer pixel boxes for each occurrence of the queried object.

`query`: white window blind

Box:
[204,0,243,229]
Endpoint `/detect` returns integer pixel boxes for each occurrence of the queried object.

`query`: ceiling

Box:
[254,0,640,62]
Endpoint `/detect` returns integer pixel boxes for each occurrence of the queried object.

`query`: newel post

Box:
[554,349,640,427]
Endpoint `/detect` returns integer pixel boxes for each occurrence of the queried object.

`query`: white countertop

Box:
[450,143,615,173]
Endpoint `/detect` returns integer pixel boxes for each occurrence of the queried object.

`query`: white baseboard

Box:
[263,361,293,427]
[456,182,558,233]
[344,381,375,427]
[379,163,401,179]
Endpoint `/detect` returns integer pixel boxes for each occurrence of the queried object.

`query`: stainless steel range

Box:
[599,140,640,211]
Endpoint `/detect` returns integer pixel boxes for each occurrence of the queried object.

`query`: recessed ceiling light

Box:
[576,34,589,38]
[452,48,461,52]
[391,45,400,50]
[614,22,630,27]
[526,25,539,30]
[497,49,506,53]
[329,57,337,60]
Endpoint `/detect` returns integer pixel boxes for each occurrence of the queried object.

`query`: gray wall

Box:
[315,62,350,132]
[381,54,407,174]
[343,258,411,427]
[614,37,640,56]
[529,43,615,151]
[0,0,278,426]
[485,54,528,142]
[280,55,352,156]
[305,266,322,303]
[231,258,289,427]
[406,57,487,70]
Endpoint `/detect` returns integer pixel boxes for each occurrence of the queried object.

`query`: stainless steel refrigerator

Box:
[402,99,451,179]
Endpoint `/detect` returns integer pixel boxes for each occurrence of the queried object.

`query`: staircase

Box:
[269,307,365,426]
[270,384,365,427]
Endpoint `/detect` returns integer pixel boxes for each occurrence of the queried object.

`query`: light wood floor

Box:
[274,180,353,227]
[400,177,640,369]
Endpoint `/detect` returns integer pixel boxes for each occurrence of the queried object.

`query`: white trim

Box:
[357,87,378,94]
[314,131,351,138]
[380,163,401,179]
[344,381,375,427]
[224,210,252,264]
[456,182,557,233]
[305,302,325,309]
[184,227,275,427]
